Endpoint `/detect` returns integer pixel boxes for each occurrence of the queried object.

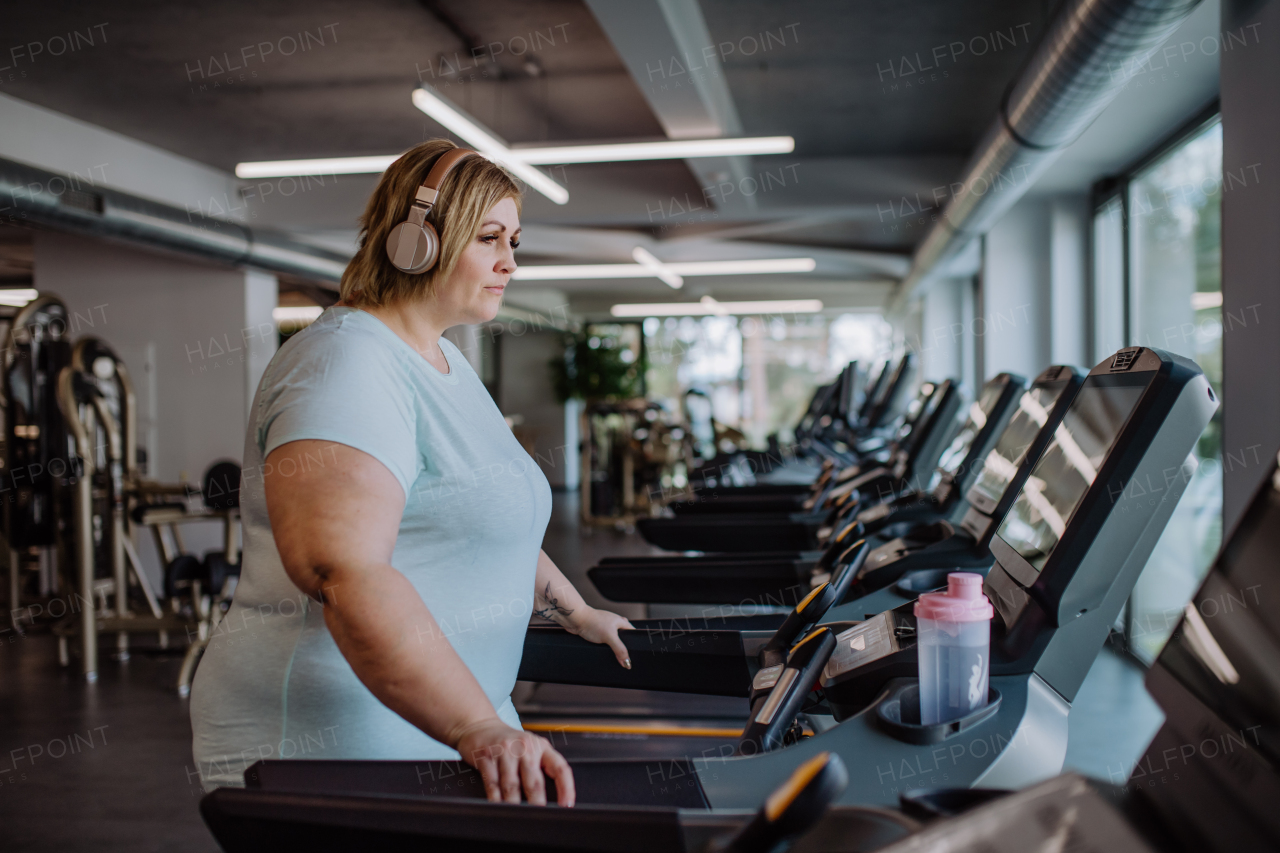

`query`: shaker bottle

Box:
[914,572,994,726]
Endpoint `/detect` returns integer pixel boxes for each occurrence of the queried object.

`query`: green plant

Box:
[549,330,645,402]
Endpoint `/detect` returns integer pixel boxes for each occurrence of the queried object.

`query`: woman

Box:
[190,139,633,807]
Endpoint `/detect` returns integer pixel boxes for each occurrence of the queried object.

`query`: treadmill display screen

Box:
[899,384,945,456]
[931,381,1005,488]
[894,384,934,442]
[969,383,1066,506]
[995,375,1147,571]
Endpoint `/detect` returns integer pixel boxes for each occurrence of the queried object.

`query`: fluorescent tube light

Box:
[610,299,824,318]
[631,247,682,289]
[1191,291,1222,309]
[273,305,324,324]
[235,119,793,184]
[512,257,816,281]
[666,258,815,275]
[509,136,795,164]
[0,288,38,307]
[236,155,400,179]
[410,87,569,204]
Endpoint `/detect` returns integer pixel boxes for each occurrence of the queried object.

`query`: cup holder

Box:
[875,680,1002,745]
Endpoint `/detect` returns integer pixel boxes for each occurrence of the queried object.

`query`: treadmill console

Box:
[822,605,916,681]
[983,347,1215,695]
[867,353,917,430]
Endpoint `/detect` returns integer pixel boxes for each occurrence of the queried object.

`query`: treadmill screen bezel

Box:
[992,372,1151,589]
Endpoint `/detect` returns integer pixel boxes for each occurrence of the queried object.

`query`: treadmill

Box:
[532,349,1210,769]
[634,379,944,539]
[636,379,962,554]
[201,345,1217,844]
[515,540,876,746]
[678,363,864,516]
[520,350,1205,768]
[669,379,936,517]
[591,373,1028,608]
[692,353,915,504]
[202,749,924,853]
[856,352,918,440]
[837,444,1280,853]
[825,364,1087,618]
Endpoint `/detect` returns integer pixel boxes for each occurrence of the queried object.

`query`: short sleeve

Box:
[257,330,420,500]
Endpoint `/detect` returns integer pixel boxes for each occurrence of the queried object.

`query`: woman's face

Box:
[434,197,520,325]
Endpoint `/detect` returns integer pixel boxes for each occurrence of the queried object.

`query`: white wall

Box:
[0,92,241,217]
[981,197,1053,379]
[34,231,277,583]
[919,278,966,391]
[975,193,1090,382]
[497,329,573,488]
[1049,196,1089,368]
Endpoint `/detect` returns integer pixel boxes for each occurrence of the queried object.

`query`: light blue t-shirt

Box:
[190,307,552,789]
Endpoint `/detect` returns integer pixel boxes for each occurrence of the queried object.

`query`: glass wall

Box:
[1123,118,1223,662]
[643,312,893,449]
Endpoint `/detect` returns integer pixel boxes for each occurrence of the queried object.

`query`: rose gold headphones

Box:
[384,147,476,274]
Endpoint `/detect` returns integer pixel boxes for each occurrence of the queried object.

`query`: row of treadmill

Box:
[202,345,1280,853]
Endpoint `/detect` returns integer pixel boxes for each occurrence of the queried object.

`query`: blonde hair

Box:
[339,139,522,307]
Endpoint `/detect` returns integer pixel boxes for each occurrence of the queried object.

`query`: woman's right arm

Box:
[263,439,575,807]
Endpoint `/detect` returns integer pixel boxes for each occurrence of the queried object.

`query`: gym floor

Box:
[0,492,1163,852]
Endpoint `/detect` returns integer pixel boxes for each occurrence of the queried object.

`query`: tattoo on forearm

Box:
[533,582,574,623]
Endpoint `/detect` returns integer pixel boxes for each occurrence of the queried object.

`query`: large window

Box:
[1092,115,1223,663]
[643,312,893,448]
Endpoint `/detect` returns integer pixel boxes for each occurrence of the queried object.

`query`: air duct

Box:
[890,0,1203,313]
[0,157,350,282]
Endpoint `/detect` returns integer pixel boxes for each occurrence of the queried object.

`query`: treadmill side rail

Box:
[518,626,753,697]
[201,788,688,853]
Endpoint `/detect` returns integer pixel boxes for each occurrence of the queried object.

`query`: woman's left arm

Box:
[532,550,634,668]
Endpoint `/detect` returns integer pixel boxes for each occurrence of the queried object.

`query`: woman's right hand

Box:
[452,718,576,807]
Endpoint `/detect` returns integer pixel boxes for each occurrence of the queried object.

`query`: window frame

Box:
[1087,98,1221,661]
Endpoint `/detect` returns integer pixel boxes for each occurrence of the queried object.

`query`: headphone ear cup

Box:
[385,221,441,274]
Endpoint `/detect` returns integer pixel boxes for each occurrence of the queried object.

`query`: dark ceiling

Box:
[3,0,1054,162]
[0,0,1060,263]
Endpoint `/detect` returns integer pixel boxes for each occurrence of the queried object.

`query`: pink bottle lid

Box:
[914,572,994,622]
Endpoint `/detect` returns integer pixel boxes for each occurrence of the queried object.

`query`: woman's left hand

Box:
[565,608,635,669]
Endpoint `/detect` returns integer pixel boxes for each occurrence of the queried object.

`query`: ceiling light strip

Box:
[236,155,400,179]
[234,135,796,180]
[410,87,569,205]
[512,257,816,281]
[631,247,683,289]
[611,299,824,318]
[509,136,795,164]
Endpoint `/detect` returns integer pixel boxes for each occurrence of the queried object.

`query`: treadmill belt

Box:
[516,683,750,719]
[536,729,744,762]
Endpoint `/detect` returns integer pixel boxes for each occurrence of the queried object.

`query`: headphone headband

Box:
[415,147,475,210]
